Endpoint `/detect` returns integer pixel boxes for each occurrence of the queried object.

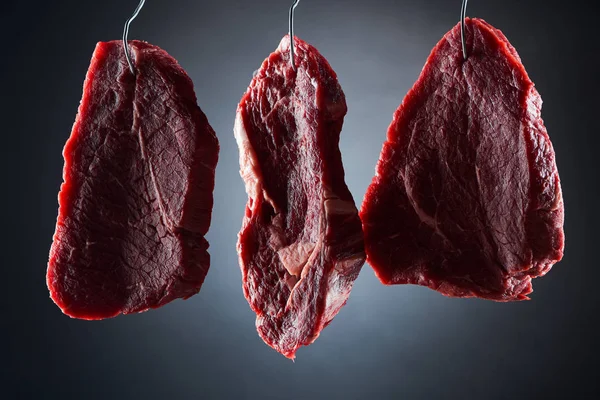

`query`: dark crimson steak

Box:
[360,18,564,301]
[234,35,365,358]
[47,40,219,319]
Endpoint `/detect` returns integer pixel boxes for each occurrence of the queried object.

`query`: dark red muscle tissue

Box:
[234,36,365,358]
[360,18,564,301]
[47,40,219,319]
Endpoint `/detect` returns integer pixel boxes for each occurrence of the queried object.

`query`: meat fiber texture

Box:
[47,40,219,319]
[360,18,564,301]
[234,35,365,359]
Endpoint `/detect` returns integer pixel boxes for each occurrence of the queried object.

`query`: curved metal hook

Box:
[289,0,301,70]
[123,0,147,75]
[460,0,468,60]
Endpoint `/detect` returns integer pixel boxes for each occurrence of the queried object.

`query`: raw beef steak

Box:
[47,40,220,319]
[234,35,365,358]
[360,18,564,301]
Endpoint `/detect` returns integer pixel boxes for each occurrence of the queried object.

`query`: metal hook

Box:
[460,0,468,60]
[289,0,300,70]
[123,0,147,75]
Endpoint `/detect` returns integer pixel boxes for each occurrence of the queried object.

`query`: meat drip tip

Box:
[460,0,469,60]
[289,0,301,70]
[122,0,147,75]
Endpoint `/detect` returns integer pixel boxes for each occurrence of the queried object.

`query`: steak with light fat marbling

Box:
[235,35,365,359]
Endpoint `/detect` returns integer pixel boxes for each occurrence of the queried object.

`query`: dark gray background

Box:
[2,0,598,398]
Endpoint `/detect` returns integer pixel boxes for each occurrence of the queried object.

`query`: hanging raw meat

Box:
[234,35,365,358]
[360,18,564,301]
[47,40,220,319]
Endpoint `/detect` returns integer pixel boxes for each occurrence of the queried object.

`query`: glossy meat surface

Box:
[235,36,365,358]
[361,19,564,301]
[47,40,219,319]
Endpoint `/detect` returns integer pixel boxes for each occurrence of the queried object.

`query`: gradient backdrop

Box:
[3,0,598,398]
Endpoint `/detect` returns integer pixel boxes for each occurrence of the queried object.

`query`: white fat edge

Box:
[234,112,261,201]
[310,74,319,108]
[323,186,358,216]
